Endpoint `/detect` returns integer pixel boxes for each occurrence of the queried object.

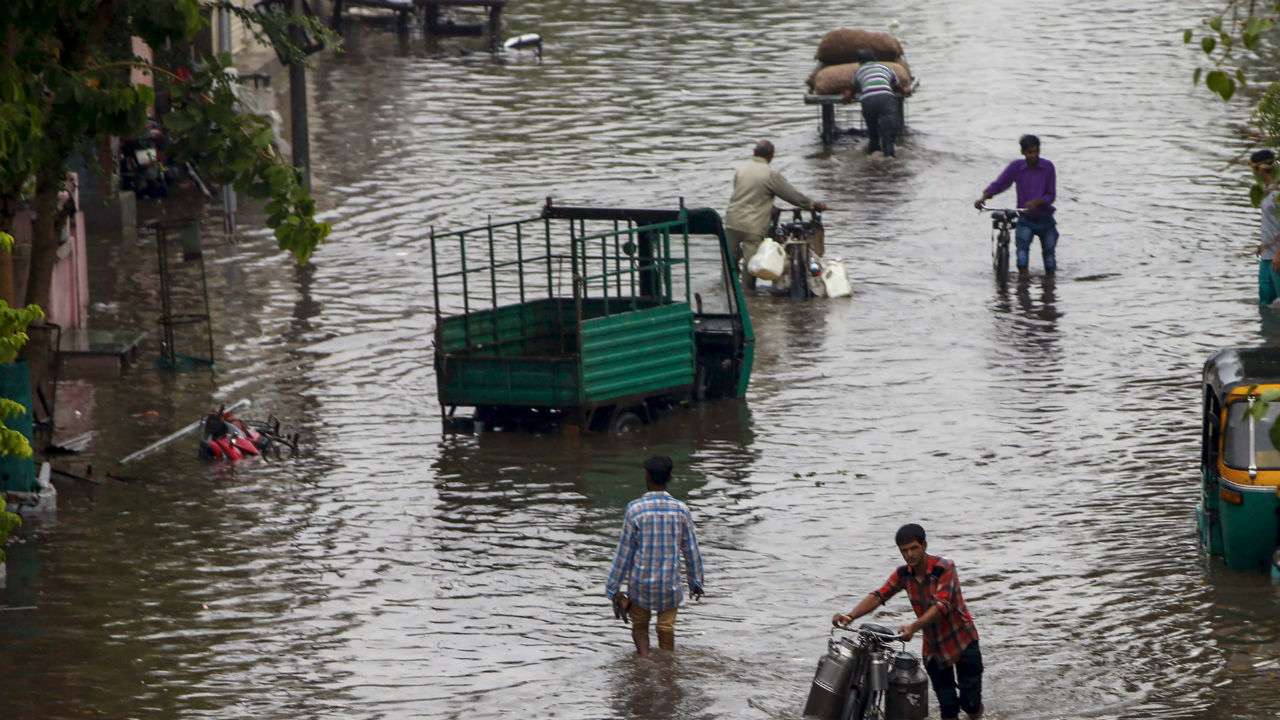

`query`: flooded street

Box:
[5,0,1280,718]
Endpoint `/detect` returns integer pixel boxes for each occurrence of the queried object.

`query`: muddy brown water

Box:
[3,1,1280,718]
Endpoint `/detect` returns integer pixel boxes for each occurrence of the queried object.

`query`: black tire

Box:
[609,409,645,434]
[789,246,809,299]
[994,233,1010,284]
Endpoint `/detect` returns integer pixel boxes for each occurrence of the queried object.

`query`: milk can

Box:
[803,637,858,719]
[884,651,929,720]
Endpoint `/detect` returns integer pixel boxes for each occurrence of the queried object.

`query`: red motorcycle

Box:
[199,406,298,461]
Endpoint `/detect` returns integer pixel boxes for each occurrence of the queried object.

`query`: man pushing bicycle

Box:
[975,134,1059,275]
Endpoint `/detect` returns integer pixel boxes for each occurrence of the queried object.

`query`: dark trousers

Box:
[925,640,983,719]
[860,93,900,157]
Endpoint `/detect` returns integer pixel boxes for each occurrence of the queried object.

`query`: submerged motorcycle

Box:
[199,406,299,462]
[803,623,929,720]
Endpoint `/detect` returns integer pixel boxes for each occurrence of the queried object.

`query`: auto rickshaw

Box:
[1198,347,1280,577]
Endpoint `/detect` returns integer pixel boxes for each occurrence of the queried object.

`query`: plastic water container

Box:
[747,238,786,281]
[822,259,852,298]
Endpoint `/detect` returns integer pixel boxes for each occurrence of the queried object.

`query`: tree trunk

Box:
[22,177,62,434]
[25,176,60,311]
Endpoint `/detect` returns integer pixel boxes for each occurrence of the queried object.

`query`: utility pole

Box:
[217,5,237,232]
[288,0,311,192]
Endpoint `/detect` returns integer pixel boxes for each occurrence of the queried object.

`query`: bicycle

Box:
[803,623,929,720]
[979,207,1023,284]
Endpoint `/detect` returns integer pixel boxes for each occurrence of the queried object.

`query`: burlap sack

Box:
[815,28,904,65]
[809,62,913,97]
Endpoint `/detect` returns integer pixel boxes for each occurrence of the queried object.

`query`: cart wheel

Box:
[609,410,644,434]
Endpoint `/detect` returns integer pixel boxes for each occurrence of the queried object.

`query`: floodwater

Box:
[3,0,1280,718]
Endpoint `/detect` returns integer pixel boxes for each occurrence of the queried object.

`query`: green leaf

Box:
[1206,70,1235,101]
[1183,29,1194,43]
[1209,15,1222,32]
[1250,400,1268,421]
[1193,67,1203,86]
[1202,36,1216,54]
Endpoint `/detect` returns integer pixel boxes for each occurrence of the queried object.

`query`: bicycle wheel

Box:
[994,232,1010,283]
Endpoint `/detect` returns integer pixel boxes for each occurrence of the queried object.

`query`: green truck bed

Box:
[435,297,695,408]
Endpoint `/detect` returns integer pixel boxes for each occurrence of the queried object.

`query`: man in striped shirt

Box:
[605,455,705,655]
[833,524,984,719]
[850,50,904,158]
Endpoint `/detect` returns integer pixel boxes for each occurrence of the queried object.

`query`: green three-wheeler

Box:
[430,199,753,433]
[1198,347,1280,578]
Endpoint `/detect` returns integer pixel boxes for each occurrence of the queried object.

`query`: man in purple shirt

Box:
[974,135,1059,274]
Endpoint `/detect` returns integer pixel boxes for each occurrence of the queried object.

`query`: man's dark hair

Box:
[856,49,877,63]
[1252,149,1276,165]
[643,455,674,486]
[753,139,775,160]
[894,523,927,547]
[1019,134,1041,151]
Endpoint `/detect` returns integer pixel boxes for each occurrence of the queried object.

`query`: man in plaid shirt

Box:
[832,524,984,719]
[605,455,705,656]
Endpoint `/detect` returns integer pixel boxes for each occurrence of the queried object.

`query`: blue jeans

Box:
[1260,259,1280,305]
[1015,215,1058,272]
[925,640,984,719]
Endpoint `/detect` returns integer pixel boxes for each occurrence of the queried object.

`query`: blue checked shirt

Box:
[604,491,705,612]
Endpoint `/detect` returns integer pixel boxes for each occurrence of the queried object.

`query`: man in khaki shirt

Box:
[724,140,828,290]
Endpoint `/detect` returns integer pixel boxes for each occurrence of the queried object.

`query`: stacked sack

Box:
[805,28,913,101]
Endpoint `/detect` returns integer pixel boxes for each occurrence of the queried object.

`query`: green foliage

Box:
[0,302,43,366]
[1256,84,1280,145]
[0,499,19,564]
[0,300,42,463]
[1207,69,1236,101]
[162,55,329,262]
[1187,3,1280,202]
[1185,3,1279,99]
[0,0,331,268]
[1246,387,1280,452]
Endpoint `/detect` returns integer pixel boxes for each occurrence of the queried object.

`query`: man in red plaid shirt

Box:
[832,524,984,720]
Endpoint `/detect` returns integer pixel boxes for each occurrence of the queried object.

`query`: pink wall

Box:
[10,173,90,328]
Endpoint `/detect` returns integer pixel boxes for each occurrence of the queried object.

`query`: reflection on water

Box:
[2,0,1280,718]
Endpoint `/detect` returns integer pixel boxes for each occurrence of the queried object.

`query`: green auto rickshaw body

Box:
[1199,348,1280,572]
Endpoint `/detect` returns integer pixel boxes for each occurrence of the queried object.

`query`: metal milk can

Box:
[884,650,929,720]
[802,636,858,719]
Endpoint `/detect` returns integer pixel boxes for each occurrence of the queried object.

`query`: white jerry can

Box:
[822,259,852,298]
[748,238,786,281]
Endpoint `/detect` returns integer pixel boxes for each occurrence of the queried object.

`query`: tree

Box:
[1186,2,1280,204]
[0,240,42,565]
[0,501,17,565]
[0,0,332,312]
